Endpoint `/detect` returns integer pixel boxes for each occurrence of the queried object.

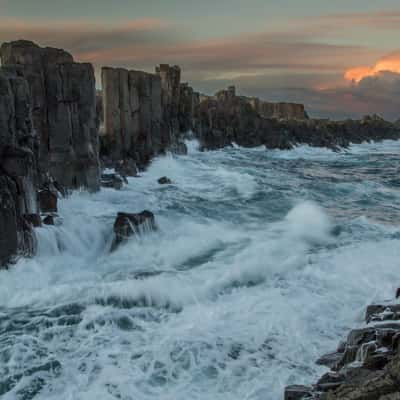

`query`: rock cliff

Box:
[0,66,39,266]
[194,87,400,150]
[100,64,188,168]
[0,40,100,191]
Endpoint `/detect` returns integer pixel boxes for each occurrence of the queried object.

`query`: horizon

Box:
[0,0,399,120]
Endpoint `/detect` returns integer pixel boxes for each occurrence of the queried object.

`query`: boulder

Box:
[111,210,156,251]
[366,304,400,323]
[158,176,172,185]
[101,173,124,190]
[42,215,55,226]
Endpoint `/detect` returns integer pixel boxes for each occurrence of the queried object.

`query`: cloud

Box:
[345,52,400,82]
[0,13,399,121]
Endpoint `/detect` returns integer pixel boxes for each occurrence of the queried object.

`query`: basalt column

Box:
[101,67,163,166]
[0,40,100,191]
[0,66,39,266]
[156,64,187,153]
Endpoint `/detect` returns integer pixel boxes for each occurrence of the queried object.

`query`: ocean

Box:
[1,140,400,400]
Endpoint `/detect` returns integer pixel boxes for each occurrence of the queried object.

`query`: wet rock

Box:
[366,304,400,323]
[286,300,400,400]
[316,351,343,369]
[115,159,138,177]
[42,215,54,226]
[158,176,172,185]
[284,385,313,400]
[39,189,58,213]
[111,210,156,251]
[101,173,124,190]
[24,214,42,228]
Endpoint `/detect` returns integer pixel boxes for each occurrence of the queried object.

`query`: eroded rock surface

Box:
[285,295,400,400]
[1,40,100,191]
[0,66,39,266]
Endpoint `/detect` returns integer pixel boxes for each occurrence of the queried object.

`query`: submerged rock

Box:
[158,176,172,185]
[111,210,156,251]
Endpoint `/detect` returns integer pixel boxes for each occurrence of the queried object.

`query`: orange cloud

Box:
[345,52,400,82]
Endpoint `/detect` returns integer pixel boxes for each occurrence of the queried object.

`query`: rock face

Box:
[194,86,400,151]
[285,296,400,400]
[101,66,163,167]
[245,96,308,120]
[0,40,100,191]
[100,64,189,167]
[0,66,39,266]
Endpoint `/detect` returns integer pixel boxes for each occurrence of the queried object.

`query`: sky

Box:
[0,0,400,120]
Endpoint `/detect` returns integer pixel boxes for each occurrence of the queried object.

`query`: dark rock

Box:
[115,158,138,177]
[39,189,58,213]
[396,288,400,299]
[158,176,172,185]
[101,67,163,166]
[284,385,313,400]
[101,173,124,190]
[316,351,343,369]
[366,304,400,323]
[1,40,100,191]
[111,210,156,251]
[24,214,42,227]
[42,215,54,225]
[0,66,39,267]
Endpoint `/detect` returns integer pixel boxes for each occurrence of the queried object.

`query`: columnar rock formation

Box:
[0,40,100,191]
[0,66,39,265]
[101,67,164,166]
[193,86,400,150]
[245,96,308,120]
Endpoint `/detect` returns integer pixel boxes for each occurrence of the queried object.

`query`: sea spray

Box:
[1,140,400,400]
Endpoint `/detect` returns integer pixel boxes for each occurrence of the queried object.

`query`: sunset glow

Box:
[345,52,400,82]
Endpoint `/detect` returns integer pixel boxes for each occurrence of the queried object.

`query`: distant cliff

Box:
[192,86,400,150]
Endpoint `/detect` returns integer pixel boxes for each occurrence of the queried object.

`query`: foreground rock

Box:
[285,294,400,399]
[1,40,100,191]
[111,211,156,251]
[0,66,39,266]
